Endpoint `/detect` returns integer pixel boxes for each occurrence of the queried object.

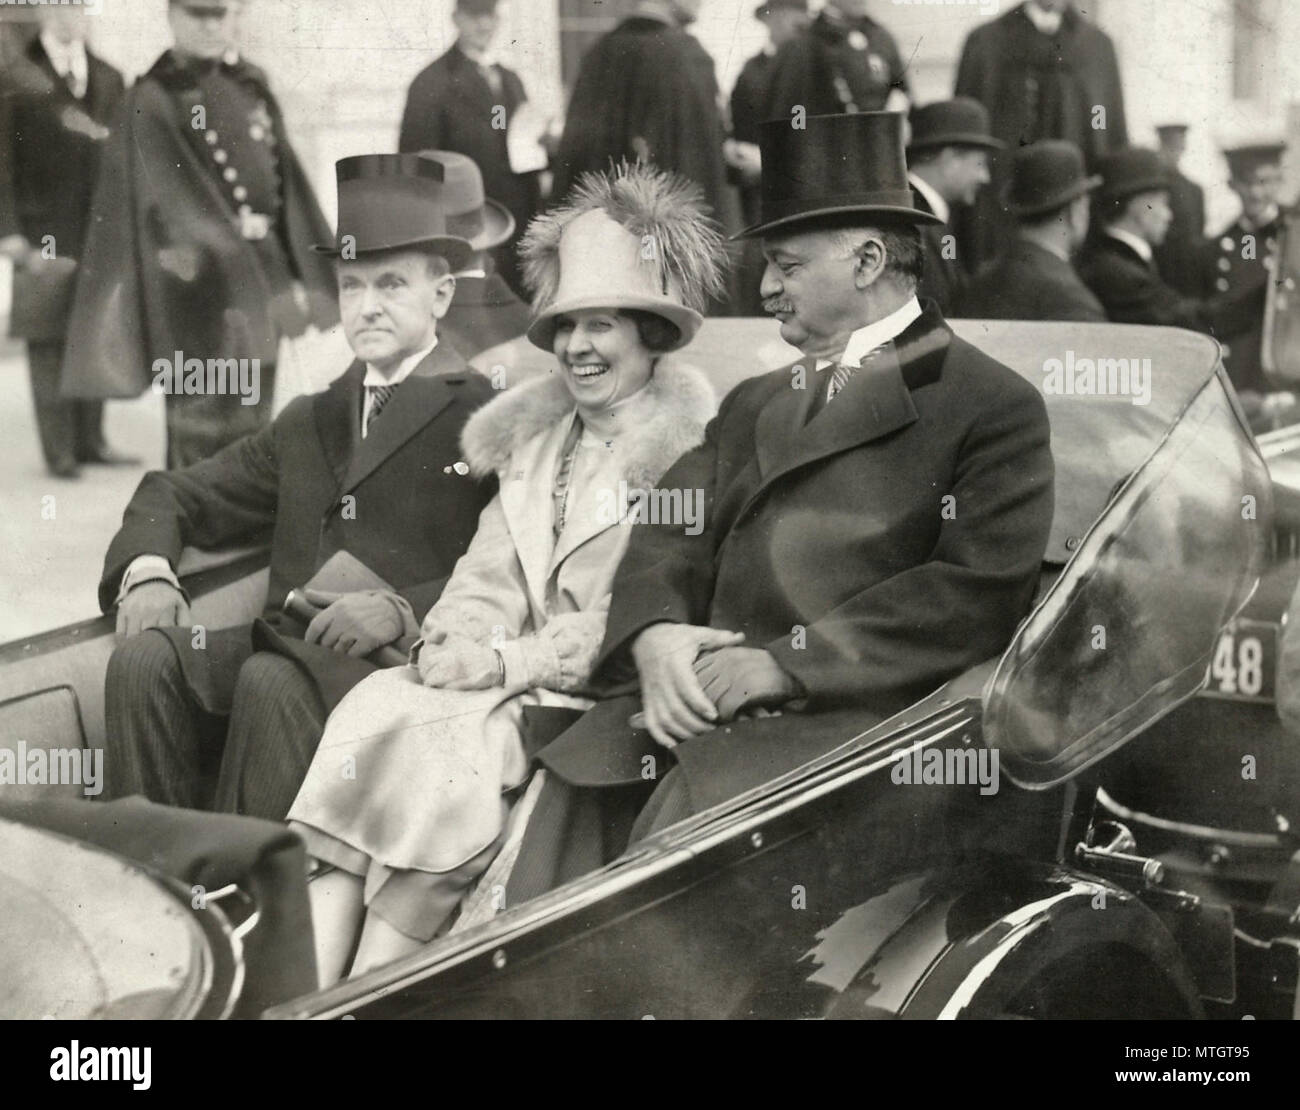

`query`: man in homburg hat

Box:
[1078,147,1266,354]
[906,98,1001,314]
[1152,123,1207,296]
[399,0,541,300]
[1197,139,1288,400]
[959,139,1105,322]
[60,0,338,469]
[506,112,1055,898]
[100,154,497,821]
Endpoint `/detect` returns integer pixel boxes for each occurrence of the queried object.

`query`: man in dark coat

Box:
[553,2,729,233]
[5,10,129,478]
[506,113,1055,900]
[761,0,910,123]
[955,1,1127,268]
[1152,123,1207,296]
[906,99,1000,315]
[1196,141,1287,400]
[100,155,496,822]
[61,0,338,469]
[398,0,542,300]
[1078,148,1265,347]
[959,139,1105,322]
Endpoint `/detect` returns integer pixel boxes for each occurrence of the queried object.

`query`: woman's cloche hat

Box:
[519,161,727,353]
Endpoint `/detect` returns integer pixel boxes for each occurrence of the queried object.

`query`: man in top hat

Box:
[1078,147,1265,346]
[762,1,910,127]
[60,0,338,469]
[399,0,542,300]
[959,140,1105,322]
[954,1,1127,269]
[906,98,1001,315]
[1196,140,1288,399]
[100,154,497,821]
[507,112,1055,895]
[728,1,811,314]
[554,1,731,253]
[1152,123,1207,296]
[3,5,132,479]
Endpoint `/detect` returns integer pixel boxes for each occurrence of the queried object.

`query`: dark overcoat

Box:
[536,303,1054,814]
[61,52,338,402]
[99,345,496,715]
[959,238,1105,322]
[440,272,531,362]
[913,188,965,317]
[1153,169,1206,296]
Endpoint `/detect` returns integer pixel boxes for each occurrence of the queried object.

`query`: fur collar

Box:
[460,358,716,490]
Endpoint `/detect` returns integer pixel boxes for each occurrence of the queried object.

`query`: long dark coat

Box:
[554,17,728,227]
[913,187,965,317]
[61,52,338,404]
[959,238,1105,322]
[1153,169,1207,296]
[954,3,1127,267]
[398,44,541,297]
[99,345,496,716]
[519,304,1053,884]
[1077,234,1264,352]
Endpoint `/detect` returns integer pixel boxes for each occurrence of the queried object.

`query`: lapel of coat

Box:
[751,307,951,502]
[548,435,626,574]
[312,360,363,493]
[341,343,465,495]
[496,414,569,613]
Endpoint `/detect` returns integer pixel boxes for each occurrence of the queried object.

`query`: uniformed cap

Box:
[1225,141,1287,180]
[1094,147,1172,209]
[315,154,473,269]
[755,0,809,18]
[1155,123,1189,137]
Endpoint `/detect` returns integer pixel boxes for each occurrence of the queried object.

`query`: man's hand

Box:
[693,646,800,723]
[116,581,191,638]
[302,589,401,658]
[631,623,746,749]
[417,638,501,691]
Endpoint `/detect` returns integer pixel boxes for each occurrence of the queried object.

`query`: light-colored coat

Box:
[287,358,715,874]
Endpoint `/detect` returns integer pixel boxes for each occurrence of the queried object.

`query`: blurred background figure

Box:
[60,0,338,469]
[954,0,1127,270]
[4,6,131,479]
[399,0,544,299]
[762,0,910,122]
[552,0,735,311]
[728,0,809,313]
[906,98,1000,316]
[1152,122,1207,296]
[959,139,1104,322]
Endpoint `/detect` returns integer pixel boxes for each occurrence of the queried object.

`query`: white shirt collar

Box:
[908,172,950,226]
[1105,226,1154,264]
[40,32,88,94]
[1024,2,1065,35]
[818,297,923,370]
[364,339,437,388]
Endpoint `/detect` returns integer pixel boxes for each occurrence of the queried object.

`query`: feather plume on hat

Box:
[519,162,728,351]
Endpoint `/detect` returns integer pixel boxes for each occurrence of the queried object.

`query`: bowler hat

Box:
[755,0,809,18]
[456,0,499,13]
[907,98,1004,154]
[417,150,516,252]
[736,112,942,239]
[1095,147,1172,208]
[314,154,473,270]
[1005,140,1102,218]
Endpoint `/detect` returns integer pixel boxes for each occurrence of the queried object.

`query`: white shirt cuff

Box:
[116,554,181,606]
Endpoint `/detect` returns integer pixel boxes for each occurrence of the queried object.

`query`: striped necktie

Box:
[364,384,397,436]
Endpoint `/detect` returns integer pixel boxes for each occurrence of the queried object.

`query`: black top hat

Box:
[1224,141,1287,180]
[1094,147,1172,209]
[1005,140,1102,218]
[1155,122,1189,137]
[755,0,809,18]
[736,112,942,239]
[314,154,474,270]
[907,98,1004,154]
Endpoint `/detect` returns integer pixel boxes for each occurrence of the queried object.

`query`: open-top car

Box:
[1,318,1296,1020]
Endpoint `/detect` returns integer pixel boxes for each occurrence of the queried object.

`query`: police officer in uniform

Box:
[762,0,910,124]
[1200,141,1288,401]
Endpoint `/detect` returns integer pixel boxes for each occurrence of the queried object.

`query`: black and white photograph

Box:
[0,0,1296,1071]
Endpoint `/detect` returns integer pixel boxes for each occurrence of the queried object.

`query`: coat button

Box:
[1065,536,1081,552]
[223,167,238,183]
[1216,277,1230,292]
[1218,257,1231,272]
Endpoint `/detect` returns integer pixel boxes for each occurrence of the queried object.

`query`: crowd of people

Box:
[0,0,1293,986]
